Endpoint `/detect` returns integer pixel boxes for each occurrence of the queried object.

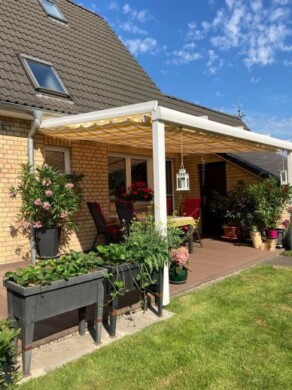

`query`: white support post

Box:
[152,119,169,306]
[288,152,292,185]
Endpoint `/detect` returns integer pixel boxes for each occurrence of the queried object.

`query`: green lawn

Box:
[22,266,292,390]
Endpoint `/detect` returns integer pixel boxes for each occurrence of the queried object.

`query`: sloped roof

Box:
[222,152,286,178]
[0,0,246,129]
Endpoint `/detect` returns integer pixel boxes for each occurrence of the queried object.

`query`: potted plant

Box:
[249,178,292,250]
[9,164,83,258]
[211,181,256,240]
[249,225,262,249]
[119,181,154,202]
[169,246,189,284]
[4,251,106,376]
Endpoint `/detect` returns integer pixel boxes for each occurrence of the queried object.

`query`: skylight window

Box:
[22,57,69,97]
[39,0,66,22]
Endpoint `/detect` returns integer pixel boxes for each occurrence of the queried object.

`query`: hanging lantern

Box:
[280,150,288,185]
[176,128,190,191]
[280,170,288,185]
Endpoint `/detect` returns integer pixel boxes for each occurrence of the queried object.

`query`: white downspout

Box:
[28,111,42,264]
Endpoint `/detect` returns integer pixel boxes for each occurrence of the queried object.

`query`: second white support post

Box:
[287,151,292,185]
[152,119,169,306]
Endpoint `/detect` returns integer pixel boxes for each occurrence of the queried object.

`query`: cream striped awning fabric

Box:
[40,113,276,155]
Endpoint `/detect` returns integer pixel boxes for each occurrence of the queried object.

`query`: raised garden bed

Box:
[4,260,106,376]
[102,262,163,337]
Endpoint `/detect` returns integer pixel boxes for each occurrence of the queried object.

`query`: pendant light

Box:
[280,150,288,185]
[176,128,190,191]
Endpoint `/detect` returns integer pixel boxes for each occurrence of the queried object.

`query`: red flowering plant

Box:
[119,182,154,201]
[9,163,83,234]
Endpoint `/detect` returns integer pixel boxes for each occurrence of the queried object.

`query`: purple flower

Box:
[65,182,74,189]
[33,221,42,229]
[42,179,52,187]
[34,198,42,206]
[45,189,53,197]
[43,202,51,210]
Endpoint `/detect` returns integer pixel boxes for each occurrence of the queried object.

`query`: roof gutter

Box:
[28,111,42,264]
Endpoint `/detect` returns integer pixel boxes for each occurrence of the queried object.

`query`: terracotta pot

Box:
[222,226,238,240]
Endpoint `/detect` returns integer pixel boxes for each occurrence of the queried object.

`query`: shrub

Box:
[0,320,20,388]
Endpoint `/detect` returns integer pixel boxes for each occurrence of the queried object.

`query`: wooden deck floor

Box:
[0,239,279,347]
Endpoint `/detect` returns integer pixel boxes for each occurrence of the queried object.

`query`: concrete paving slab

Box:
[20,308,173,383]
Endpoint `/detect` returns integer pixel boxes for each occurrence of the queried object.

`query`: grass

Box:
[282,250,292,257]
[22,266,292,390]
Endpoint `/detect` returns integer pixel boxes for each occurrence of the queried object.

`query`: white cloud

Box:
[119,22,147,35]
[283,59,292,66]
[250,77,261,84]
[246,113,292,140]
[181,0,292,69]
[167,43,202,65]
[122,4,151,23]
[216,90,225,97]
[108,2,119,11]
[124,37,158,55]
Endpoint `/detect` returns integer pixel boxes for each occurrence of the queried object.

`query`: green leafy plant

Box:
[9,163,83,233]
[4,251,104,287]
[211,181,256,234]
[96,244,129,265]
[249,178,292,231]
[0,319,20,389]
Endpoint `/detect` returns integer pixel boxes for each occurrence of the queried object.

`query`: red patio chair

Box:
[181,197,203,247]
[87,202,121,249]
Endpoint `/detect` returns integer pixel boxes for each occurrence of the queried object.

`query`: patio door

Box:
[199,161,227,236]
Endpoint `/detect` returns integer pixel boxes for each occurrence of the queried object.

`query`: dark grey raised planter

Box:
[102,262,163,337]
[4,269,106,376]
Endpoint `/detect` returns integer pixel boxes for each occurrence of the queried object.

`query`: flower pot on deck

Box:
[169,266,188,284]
[250,231,262,249]
[276,228,285,248]
[34,227,61,258]
[4,268,106,376]
[268,229,278,239]
[222,226,239,240]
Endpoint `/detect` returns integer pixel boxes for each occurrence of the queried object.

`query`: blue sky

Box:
[75,0,292,140]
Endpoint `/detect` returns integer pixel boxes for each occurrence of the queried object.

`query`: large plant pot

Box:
[169,267,188,284]
[4,269,106,376]
[34,227,61,258]
[276,229,285,248]
[268,229,278,239]
[102,262,163,337]
[250,231,262,249]
[222,226,239,240]
[261,238,277,251]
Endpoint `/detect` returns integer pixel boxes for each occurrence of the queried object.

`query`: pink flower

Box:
[42,179,52,187]
[34,198,42,206]
[282,219,290,228]
[45,189,53,197]
[22,219,31,230]
[60,211,68,219]
[43,201,51,210]
[170,247,189,267]
[65,182,74,189]
[33,221,42,229]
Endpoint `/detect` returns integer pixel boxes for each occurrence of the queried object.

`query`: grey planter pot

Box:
[4,269,106,376]
[34,227,61,258]
[276,229,285,247]
[102,262,163,337]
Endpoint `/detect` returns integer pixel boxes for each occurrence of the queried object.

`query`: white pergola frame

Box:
[41,101,292,305]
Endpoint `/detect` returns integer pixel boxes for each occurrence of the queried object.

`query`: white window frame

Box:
[38,0,67,23]
[108,153,153,198]
[20,55,69,98]
[44,146,71,174]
